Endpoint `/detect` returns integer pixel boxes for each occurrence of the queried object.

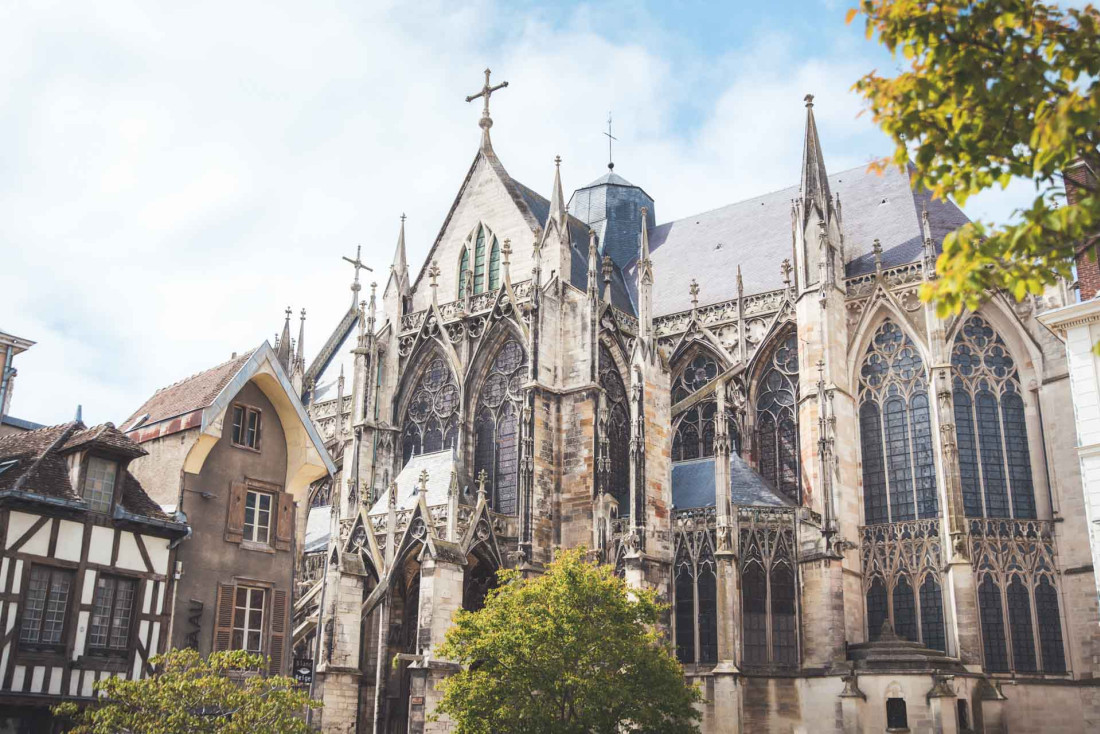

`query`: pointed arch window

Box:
[402,357,460,466]
[599,344,631,512]
[473,227,487,294]
[857,320,938,525]
[951,315,1036,520]
[671,352,741,462]
[755,333,799,503]
[739,514,799,668]
[488,237,501,291]
[458,247,469,300]
[673,529,717,665]
[473,339,527,515]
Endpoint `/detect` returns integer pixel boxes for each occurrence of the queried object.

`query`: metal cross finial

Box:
[285,306,292,320]
[689,279,700,309]
[604,112,618,171]
[401,212,407,223]
[466,68,509,133]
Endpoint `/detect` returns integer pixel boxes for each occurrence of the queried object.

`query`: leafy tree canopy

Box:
[433,548,701,734]
[850,0,1100,315]
[53,649,320,734]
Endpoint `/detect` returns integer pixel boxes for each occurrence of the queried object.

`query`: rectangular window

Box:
[84,456,118,513]
[88,575,136,654]
[231,405,261,450]
[231,587,266,653]
[244,490,273,544]
[19,566,73,651]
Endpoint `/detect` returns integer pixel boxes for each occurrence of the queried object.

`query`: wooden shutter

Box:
[225,481,247,543]
[213,583,235,652]
[268,589,288,675]
[274,493,294,551]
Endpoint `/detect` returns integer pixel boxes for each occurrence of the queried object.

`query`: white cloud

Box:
[0,1,1019,425]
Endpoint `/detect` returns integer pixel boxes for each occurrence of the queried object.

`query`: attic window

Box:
[84,456,118,513]
[0,459,16,476]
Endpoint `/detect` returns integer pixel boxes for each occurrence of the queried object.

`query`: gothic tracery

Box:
[754,332,799,502]
[401,355,460,465]
[473,338,527,515]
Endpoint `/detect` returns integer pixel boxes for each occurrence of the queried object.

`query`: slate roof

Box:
[304,504,331,554]
[0,421,173,523]
[671,455,792,510]
[367,449,458,516]
[632,164,970,316]
[123,350,255,430]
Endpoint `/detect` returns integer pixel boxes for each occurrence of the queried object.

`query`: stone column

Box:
[926,674,959,734]
[319,571,366,734]
[409,556,465,734]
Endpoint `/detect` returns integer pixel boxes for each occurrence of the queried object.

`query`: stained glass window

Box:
[674,565,695,663]
[671,352,741,463]
[741,563,768,665]
[978,576,1009,673]
[1035,577,1066,673]
[488,237,501,291]
[919,577,946,653]
[697,566,718,664]
[458,247,469,300]
[857,320,938,524]
[473,340,528,515]
[951,315,1037,519]
[866,578,888,641]
[473,227,487,294]
[892,575,918,643]
[599,345,631,511]
[771,564,798,665]
[740,519,799,667]
[756,333,800,503]
[1007,577,1037,673]
[402,356,460,466]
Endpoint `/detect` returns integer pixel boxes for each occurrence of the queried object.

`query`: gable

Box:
[410,153,542,313]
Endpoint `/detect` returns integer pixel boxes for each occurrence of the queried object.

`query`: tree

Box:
[849,0,1100,315]
[433,548,701,734]
[52,649,320,734]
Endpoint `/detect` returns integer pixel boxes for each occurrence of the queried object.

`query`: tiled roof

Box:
[671,455,792,510]
[631,164,970,316]
[0,421,172,522]
[123,350,255,430]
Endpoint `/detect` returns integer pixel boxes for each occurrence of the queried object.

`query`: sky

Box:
[0,0,1040,426]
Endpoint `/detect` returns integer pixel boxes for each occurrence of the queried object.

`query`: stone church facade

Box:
[291,78,1100,733]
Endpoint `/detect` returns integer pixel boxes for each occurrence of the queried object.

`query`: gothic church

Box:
[289,72,1100,733]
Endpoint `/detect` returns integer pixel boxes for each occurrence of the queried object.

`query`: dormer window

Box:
[84,456,118,513]
[231,404,262,451]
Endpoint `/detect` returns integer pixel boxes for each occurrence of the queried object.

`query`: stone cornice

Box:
[1037,297,1100,335]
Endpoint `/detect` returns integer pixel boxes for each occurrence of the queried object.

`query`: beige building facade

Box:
[293,83,1100,733]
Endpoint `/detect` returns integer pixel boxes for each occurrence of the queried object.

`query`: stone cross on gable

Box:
[342,245,373,304]
[466,68,509,138]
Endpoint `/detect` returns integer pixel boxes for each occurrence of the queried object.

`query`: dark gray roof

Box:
[671,454,792,510]
[636,164,970,316]
[367,449,458,516]
[568,167,656,275]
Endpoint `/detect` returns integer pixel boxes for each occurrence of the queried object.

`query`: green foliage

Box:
[52,648,320,734]
[433,548,702,734]
[849,0,1100,315]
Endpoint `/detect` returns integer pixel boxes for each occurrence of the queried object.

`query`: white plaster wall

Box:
[1062,319,1100,607]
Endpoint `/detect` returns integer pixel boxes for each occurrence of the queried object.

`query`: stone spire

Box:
[601,255,613,303]
[296,308,306,368]
[637,207,654,348]
[800,94,833,225]
[549,155,566,230]
[587,229,599,301]
[277,306,292,369]
[393,214,409,285]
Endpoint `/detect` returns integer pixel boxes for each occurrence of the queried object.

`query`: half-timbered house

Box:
[0,421,187,731]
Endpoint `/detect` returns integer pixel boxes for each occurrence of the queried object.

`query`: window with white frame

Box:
[232,586,266,652]
[244,490,273,544]
[84,456,118,513]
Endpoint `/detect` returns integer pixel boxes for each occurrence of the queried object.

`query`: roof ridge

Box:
[10,422,81,493]
[0,421,75,451]
[151,349,254,395]
[654,162,883,230]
